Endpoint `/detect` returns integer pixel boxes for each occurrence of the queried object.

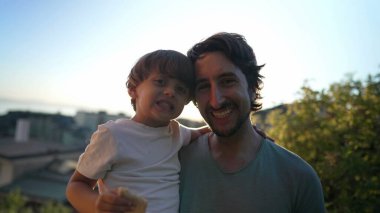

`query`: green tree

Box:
[0,188,72,213]
[0,189,32,213]
[39,201,71,213]
[254,73,380,212]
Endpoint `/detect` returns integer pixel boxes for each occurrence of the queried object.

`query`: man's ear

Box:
[128,87,137,98]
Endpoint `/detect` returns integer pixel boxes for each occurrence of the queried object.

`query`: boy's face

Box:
[129,69,190,127]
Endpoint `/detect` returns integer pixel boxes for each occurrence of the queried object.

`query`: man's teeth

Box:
[212,108,232,118]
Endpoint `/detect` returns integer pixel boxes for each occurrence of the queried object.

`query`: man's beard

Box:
[208,109,251,138]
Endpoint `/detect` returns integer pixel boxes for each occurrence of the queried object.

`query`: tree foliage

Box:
[255,73,380,212]
[0,189,32,213]
[0,189,71,213]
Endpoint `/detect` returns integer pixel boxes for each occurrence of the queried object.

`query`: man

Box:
[179,32,325,213]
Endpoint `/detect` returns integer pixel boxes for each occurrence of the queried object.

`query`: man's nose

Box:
[209,86,224,108]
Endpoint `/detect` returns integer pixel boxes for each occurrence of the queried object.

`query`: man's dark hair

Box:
[187,32,264,112]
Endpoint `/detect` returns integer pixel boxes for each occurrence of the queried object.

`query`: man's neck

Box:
[208,121,263,172]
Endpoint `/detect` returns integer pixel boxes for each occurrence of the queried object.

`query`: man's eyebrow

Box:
[219,72,237,79]
[195,72,238,84]
[195,78,207,85]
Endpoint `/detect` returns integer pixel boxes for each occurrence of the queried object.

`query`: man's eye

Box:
[220,78,237,87]
[196,83,209,91]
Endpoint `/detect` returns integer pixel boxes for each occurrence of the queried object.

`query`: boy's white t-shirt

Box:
[76,118,191,213]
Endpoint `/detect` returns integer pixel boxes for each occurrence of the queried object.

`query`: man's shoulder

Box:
[189,133,209,144]
[180,134,208,152]
[263,139,318,176]
[264,138,302,160]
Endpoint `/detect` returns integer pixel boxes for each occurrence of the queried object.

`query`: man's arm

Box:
[295,165,326,213]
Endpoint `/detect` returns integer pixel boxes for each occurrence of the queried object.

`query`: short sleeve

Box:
[176,122,192,146]
[76,125,118,179]
[295,166,326,213]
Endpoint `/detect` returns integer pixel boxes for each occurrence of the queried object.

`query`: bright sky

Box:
[1,0,379,121]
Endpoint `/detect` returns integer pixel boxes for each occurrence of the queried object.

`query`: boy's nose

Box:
[164,86,175,97]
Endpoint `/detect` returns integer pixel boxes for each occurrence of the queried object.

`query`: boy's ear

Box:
[128,87,137,98]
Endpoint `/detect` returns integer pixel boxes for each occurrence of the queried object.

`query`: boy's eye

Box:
[176,85,188,95]
[154,79,166,86]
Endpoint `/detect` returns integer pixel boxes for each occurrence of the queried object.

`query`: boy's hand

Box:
[189,125,211,142]
[96,179,136,213]
[198,125,211,135]
[117,187,148,213]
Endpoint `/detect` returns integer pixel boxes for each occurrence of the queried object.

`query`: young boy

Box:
[66,50,208,213]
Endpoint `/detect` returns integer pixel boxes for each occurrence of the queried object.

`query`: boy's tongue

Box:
[156,101,172,112]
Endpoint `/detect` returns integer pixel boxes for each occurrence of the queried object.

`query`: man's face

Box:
[194,52,252,137]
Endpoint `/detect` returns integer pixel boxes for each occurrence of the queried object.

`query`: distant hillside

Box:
[251,104,287,130]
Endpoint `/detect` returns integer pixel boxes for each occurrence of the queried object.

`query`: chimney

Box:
[15,119,30,142]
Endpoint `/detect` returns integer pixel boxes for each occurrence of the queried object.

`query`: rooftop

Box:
[0,138,85,159]
[0,159,76,203]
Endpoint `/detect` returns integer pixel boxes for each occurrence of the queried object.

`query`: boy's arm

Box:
[66,170,133,213]
[66,170,98,213]
[189,125,211,142]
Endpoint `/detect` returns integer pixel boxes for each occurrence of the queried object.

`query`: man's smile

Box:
[211,106,233,119]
